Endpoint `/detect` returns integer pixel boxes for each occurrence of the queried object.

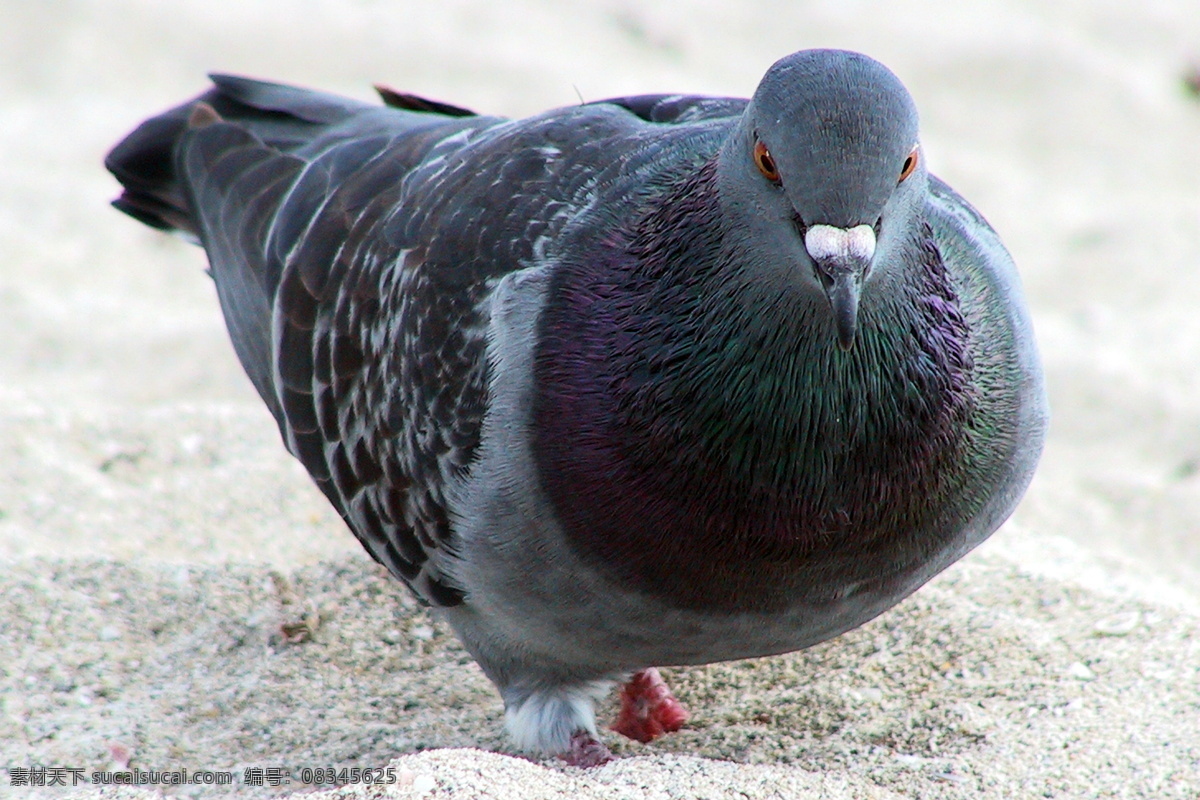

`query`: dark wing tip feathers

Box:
[374,84,477,117]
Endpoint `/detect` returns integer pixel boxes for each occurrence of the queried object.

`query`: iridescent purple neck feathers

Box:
[533,161,975,612]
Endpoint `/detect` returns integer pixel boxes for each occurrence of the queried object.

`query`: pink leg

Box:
[610,667,690,743]
[562,730,614,768]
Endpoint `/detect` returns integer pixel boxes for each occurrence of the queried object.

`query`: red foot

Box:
[610,667,690,743]
[562,731,614,768]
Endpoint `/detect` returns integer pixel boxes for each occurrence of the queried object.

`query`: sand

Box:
[2,1,1199,797]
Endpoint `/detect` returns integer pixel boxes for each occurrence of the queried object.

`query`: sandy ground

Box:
[3,1,1200,798]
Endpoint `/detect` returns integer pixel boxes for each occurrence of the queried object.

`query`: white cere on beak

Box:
[804,224,876,265]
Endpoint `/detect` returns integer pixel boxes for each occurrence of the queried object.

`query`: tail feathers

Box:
[105,74,382,236]
[106,96,215,237]
[107,74,480,237]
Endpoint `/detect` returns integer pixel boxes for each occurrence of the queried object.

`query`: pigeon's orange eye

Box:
[899,147,919,182]
[753,139,780,183]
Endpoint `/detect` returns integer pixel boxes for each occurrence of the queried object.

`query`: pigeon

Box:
[106,49,1048,765]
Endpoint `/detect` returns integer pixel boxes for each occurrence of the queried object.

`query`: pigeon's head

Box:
[720,49,924,350]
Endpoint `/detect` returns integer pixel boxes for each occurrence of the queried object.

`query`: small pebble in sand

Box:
[1067,662,1096,681]
[1093,610,1141,636]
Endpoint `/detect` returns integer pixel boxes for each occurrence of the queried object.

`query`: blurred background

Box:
[2,0,1198,602]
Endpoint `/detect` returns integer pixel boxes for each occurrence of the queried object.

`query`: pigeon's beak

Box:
[804,224,876,351]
